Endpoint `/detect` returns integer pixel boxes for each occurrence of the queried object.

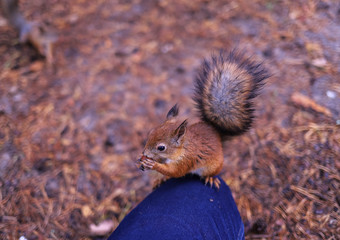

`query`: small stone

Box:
[311,58,327,68]
[90,220,115,236]
[326,90,336,99]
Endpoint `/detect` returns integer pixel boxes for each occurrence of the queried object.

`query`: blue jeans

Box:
[108,175,244,240]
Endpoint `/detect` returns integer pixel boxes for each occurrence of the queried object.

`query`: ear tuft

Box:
[174,119,188,142]
[166,104,179,119]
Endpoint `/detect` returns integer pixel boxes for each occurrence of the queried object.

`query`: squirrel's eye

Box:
[157,145,166,151]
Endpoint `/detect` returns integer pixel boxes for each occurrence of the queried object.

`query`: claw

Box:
[204,176,221,189]
[138,156,145,171]
[214,178,221,189]
[209,177,213,187]
[205,177,209,185]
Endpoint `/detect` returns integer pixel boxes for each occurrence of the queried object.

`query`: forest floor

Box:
[0,0,339,239]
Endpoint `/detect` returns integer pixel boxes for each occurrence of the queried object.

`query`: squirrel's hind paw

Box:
[204,176,221,189]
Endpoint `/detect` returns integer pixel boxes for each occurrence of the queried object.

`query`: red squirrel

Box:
[1,0,57,63]
[139,50,270,188]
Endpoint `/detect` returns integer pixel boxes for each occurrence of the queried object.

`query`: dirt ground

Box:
[0,0,339,239]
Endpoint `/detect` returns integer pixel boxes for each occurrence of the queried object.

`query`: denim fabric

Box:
[108,175,244,240]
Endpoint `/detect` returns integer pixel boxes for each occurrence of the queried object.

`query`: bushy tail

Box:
[193,50,270,137]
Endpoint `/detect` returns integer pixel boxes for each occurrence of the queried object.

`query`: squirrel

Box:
[139,50,270,189]
[1,0,57,63]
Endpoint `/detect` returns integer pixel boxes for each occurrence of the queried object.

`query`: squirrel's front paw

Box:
[139,156,156,170]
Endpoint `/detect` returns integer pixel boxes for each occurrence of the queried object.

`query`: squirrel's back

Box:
[194,50,270,137]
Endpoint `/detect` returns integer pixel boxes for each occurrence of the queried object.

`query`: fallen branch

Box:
[291,92,332,117]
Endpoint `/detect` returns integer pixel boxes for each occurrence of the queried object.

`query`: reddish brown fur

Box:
[140,119,223,186]
[140,51,269,188]
[201,62,253,131]
[194,50,269,136]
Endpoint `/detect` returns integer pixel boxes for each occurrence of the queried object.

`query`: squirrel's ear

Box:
[173,120,187,144]
[166,104,179,119]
